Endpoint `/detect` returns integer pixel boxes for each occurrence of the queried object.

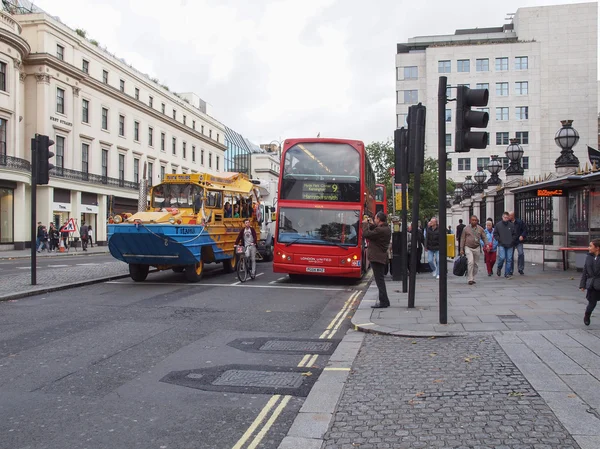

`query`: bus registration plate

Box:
[306,267,325,273]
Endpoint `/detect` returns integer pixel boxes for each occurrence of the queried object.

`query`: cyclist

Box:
[235,219,257,276]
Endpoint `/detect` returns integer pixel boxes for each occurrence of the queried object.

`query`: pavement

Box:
[0,244,109,260]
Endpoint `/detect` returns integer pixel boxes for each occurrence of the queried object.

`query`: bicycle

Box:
[236,245,256,282]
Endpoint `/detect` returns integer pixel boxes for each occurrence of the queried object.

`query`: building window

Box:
[102,70,108,84]
[183,142,187,159]
[457,59,470,72]
[183,115,187,125]
[495,57,508,71]
[515,106,529,120]
[515,56,528,70]
[457,158,471,171]
[477,157,490,170]
[208,152,212,169]
[192,145,196,162]
[402,90,418,104]
[445,134,451,146]
[172,109,176,120]
[56,88,65,114]
[478,107,490,115]
[56,136,65,169]
[119,115,125,136]
[522,156,529,170]
[160,165,165,181]
[148,127,153,146]
[82,99,89,123]
[397,113,407,128]
[438,60,451,73]
[82,59,89,74]
[496,107,509,121]
[446,87,451,98]
[102,149,108,178]
[118,154,125,183]
[192,120,196,130]
[201,149,204,165]
[476,83,489,91]
[120,79,125,92]
[0,119,6,159]
[81,143,89,174]
[172,168,177,174]
[172,137,176,155]
[496,82,509,96]
[0,62,5,92]
[515,81,528,95]
[161,132,165,152]
[134,121,140,141]
[56,44,64,60]
[476,58,489,72]
[149,96,153,108]
[458,83,470,89]
[403,66,418,79]
[101,107,108,130]
[134,88,139,100]
[161,103,165,114]
[216,156,220,171]
[445,109,451,122]
[148,162,153,187]
[209,130,212,139]
[496,132,509,145]
[515,131,529,145]
[216,133,219,142]
[134,158,139,183]
[201,125,204,134]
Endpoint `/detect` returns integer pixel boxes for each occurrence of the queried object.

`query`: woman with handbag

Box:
[481,221,498,276]
[580,239,600,326]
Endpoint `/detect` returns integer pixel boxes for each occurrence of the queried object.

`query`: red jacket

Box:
[235,226,257,246]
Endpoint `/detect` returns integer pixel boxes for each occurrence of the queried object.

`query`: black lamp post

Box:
[554,119,580,168]
[487,154,502,186]
[505,138,524,175]
[473,166,487,193]
[462,176,475,199]
[453,185,463,204]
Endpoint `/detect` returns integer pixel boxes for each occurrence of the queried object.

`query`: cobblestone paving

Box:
[0,261,128,298]
[324,334,580,449]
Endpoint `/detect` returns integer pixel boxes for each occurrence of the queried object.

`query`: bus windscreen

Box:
[278,207,360,247]
[281,143,360,202]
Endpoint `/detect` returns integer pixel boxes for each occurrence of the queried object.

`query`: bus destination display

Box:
[302,182,340,201]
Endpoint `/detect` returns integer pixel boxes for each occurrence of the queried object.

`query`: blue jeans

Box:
[511,243,524,274]
[497,246,513,276]
[428,250,440,276]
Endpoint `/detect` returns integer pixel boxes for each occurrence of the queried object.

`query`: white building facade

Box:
[395,2,598,184]
[0,11,226,249]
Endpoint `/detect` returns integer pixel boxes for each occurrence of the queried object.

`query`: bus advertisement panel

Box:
[273,138,376,278]
[375,184,387,215]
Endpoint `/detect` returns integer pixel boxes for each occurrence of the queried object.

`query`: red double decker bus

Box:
[273,138,376,279]
[375,184,387,215]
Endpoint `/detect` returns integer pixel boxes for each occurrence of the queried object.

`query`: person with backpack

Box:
[481,220,498,276]
[459,215,488,285]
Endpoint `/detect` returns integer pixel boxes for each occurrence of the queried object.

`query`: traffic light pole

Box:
[438,77,448,324]
[30,136,37,285]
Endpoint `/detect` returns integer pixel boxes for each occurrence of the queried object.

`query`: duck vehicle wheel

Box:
[223,254,237,273]
[185,261,204,282]
[129,264,150,282]
[172,267,185,273]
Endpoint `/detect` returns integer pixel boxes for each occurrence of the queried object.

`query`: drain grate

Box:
[212,369,304,388]
[497,315,523,322]
[260,340,334,353]
[228,337,340,355]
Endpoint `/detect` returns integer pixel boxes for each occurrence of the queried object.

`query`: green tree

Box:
[365,140,394,213]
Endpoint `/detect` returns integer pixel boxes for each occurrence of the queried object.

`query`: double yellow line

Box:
[319,290,359,339]
[231,290,359,448]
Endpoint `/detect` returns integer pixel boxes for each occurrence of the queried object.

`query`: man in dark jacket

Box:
[508,211,527,275]
[456,219,465,246]
[579,239,600,325]
[363,211,391,308]
[425,217,441,278]
[493,212,516,278]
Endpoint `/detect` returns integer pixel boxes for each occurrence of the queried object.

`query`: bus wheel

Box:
[223,255,237,273]
[289,273,302,282]
[129,264,149,282]
[185,260,204,282]
[172,267,185,273]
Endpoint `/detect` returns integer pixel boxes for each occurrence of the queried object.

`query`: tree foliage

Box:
[365,141,455,221]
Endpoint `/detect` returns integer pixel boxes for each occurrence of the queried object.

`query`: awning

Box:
[511,171,600,194]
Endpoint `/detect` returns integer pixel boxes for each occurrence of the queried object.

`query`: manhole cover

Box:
[212,369,304,388]
[497,315,522,321]
[260,340,334,353]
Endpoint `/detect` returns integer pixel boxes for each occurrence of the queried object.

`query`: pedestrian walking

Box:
[88,225,94,247]
[49,223,59,251]
[425,217,441,279]
[481,220,498,276]
[362,211,391,308]
[37,226,49,252]
[60,222,69,251]
[493,212,516,278]
[36,221,43,250]
[456,219,465,243]
[459,215,488,285]
[80,222,89,251]
[509,211,527,275]
[580,239,600,326]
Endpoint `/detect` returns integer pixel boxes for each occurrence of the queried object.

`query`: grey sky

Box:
[35,0,595,145]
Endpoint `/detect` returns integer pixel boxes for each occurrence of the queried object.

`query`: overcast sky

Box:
[34,0,595,145]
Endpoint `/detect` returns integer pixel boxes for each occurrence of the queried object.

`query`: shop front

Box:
[80,192,98,242]
[53,188,72,230]
[0,181,15,246]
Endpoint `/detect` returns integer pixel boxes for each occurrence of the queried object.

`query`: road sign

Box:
[60,218,77,233]
[389,167,395,176]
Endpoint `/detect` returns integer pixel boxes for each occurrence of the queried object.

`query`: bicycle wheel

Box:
[237,256,248,282]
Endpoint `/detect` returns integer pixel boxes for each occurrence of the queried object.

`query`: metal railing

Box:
[515,193,553,245]
[0,154,31,171]
[50,166,139,190]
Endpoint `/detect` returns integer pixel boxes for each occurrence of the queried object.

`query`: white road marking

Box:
[106,281,349,291]
[47,264,69,268]
[76,263,100,266]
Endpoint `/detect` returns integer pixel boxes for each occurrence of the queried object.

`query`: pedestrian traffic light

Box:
[36,134,54,185]
[455,85,489,153]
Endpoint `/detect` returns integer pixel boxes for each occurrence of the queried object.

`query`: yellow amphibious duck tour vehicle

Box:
[108,172,262,282]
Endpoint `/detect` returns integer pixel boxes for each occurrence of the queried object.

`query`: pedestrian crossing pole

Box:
[438,77,448,324]
[30,136,37,285]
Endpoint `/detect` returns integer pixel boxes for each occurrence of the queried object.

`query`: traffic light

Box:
[36,134,54,185]
[455,85,489,153]
[407,103,426,174]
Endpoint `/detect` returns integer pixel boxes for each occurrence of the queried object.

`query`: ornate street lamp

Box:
[453,185,463,204]
[554,119,580,168]
[446,193,453,208]
[473,166,487,193]
[462,176,475,199]
[505,138,524,175]
[487,154,502,186]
